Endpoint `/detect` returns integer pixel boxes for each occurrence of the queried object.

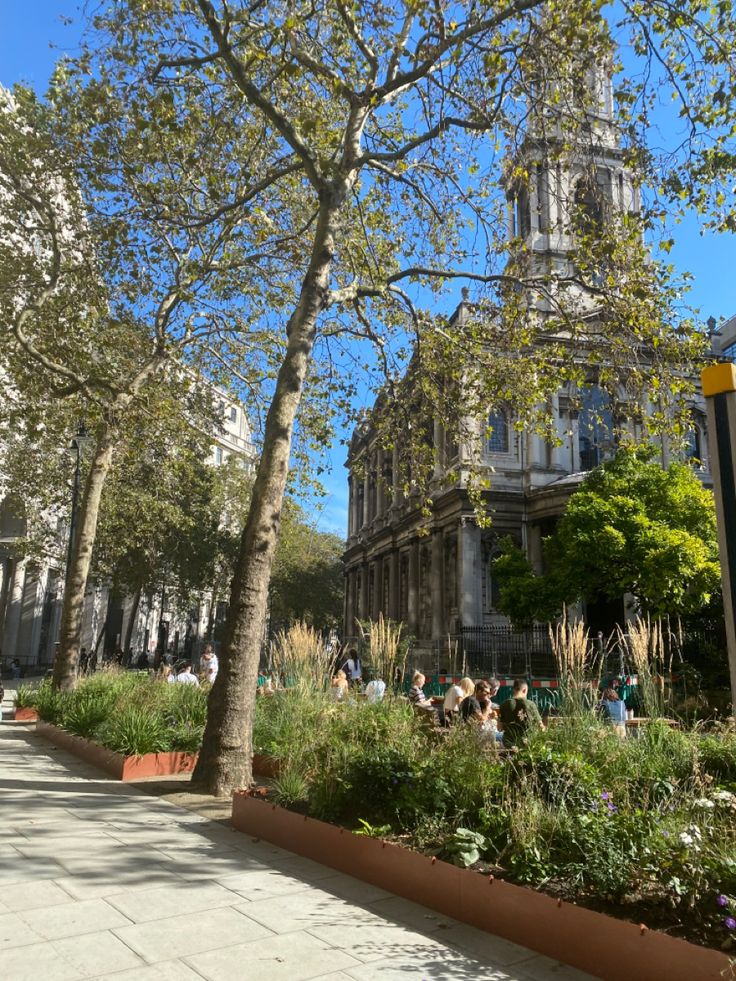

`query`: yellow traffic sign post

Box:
[701,362,736,712]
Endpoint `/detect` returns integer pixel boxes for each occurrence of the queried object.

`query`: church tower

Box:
[504,59,641,301]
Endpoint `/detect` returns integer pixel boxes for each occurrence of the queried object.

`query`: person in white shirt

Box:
[175,663,200,686]
[341,649,362,684]
[443,676,475,722]
[201,645,218,684]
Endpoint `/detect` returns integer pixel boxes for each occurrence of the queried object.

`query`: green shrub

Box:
[14,683,38,709]
[95,707,169,756]
[35,681,65,724]
[698,729,736,786]
[63,697,111,739]
[272,768,310,808]
[168,722,205,753]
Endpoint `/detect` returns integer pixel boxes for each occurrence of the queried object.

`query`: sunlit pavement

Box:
[0,722,595,981]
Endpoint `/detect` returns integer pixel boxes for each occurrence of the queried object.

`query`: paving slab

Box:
[0,723,596,981]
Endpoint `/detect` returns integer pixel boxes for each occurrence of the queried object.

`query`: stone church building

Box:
[342,69,711,655]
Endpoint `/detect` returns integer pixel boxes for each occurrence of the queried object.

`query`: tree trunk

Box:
[192,196,342,795]
[53,421,116,691]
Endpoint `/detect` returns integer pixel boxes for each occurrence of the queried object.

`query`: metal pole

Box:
[701,363,736,710]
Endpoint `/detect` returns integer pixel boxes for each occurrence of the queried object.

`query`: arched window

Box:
[486,409,509,454]
[578,386,614,470]
[685,426,702,465]
[573,175,606,233]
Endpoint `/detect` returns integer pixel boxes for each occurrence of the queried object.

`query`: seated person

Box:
[497,679,543,747]
[174,662,200,686]
[460,681,492,723]
[443,677,475,721]
[330,669,349,702]
[408,671,435,711]
[599,687,627,738]
[486,678,501,711]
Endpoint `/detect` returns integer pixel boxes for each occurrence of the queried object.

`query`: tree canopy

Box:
[5,0,736,790]
[493,448,721,623]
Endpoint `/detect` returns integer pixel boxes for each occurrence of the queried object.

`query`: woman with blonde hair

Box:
[443,676,475,723]
[330,669,349,702]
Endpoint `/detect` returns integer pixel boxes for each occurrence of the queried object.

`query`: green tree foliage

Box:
[0,71,275,688]
[494,449,721,623]
[19,0,736,791]
[270,503,344,629]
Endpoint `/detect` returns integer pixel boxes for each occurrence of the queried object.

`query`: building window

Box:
[578,386,614,470]
[214,446,223,465]
[723,341,736,363]
[229,407,237,423]
[685,426,702,465]
[486,410,509,454]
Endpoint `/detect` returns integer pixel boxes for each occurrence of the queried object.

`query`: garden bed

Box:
[13,707,39,722]
[232,793,731,981]
[36,721,197,780]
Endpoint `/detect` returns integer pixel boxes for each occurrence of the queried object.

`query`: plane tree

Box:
[42,0,736,790]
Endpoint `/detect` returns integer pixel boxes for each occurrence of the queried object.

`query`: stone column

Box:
[433,420,444,478]
[2,558,27,660]
[363,468,370,528]
[407,541,419,636]
[458,519,482,628]
[528,524,544,574]
[392,446,403,507]
[529,164,540,233]
[373,559,383,621]
[347,476,354,537]
[389,550,400,621]
[377,449,386,517]
[343,571,351,636]
[0,558,8,638]
[28,568,47,664]
[431,529,444,640]
[360,563,369,620]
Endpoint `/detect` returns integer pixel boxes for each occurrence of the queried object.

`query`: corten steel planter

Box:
[13,707,39,722]
[36,722,197,780]
[231,793,732,981]
[252,753,281,778]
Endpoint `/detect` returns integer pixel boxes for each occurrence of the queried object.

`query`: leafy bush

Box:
[35,680,66,724]
[14,683,38,708]
[698,728,736,786]
[96,707,169,756]
[272,768,310,808]
[63,697,112,739]
[255,684,736,950]
[36,672,207,755]
[168,722,205,753]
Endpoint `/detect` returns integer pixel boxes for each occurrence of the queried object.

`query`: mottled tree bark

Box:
[192,197,343,796]
[53,421,115,691]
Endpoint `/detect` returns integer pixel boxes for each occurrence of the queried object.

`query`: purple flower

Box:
[724,917,736,931]
[607,803,618,813]
[600,792,611,801]
[717,895,729,907]
[662,831,669,838]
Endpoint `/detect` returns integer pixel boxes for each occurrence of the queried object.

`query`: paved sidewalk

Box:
[0,725,594,981]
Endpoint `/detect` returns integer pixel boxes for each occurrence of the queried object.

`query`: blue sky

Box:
[3,1,736,538]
